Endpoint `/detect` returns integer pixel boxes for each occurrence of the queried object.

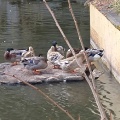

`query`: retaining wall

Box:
[90,4,120,83]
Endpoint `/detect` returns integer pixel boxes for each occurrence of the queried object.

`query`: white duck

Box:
[85,48,104,63]
[47,45,64,69]
[52,41,65,56]
[54,51,85,73]
[66,47,88,58]
[22,46,35,58]
[55,48,104,73]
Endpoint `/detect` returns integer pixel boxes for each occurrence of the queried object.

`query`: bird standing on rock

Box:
[54,48,104,73]
[52,41,65,56]
[4,48,28,66]
[4,46,35,66]
[66,47,88,58]
[47,41,65,69]
[47,46,64,69]
[22,46,35,58]
[85,48,104,64]
[22,55,48,74]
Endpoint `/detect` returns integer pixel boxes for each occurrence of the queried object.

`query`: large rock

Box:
[0,62,103,85]
[0,62,85,85]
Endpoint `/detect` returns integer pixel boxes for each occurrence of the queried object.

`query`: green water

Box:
[0,82,100,120]
[0,0,100,120]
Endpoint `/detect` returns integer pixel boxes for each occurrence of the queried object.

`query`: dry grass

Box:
[85,0,120,13]
[94,0,120,12]
[84,0,113,9]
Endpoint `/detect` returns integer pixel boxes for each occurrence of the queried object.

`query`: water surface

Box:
[0,0,100,120]
[0,0,89,62]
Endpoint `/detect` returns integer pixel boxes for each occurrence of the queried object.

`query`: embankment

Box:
[90,3,120,83]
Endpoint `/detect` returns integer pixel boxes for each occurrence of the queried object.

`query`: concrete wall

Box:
[90,4,120,83]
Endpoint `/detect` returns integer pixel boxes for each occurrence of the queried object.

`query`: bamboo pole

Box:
[3,73,75,120]
[67,1,108,120]
[42,0,108,120]
[110,111,112,120]
[78,115,80,120]
[67,0,96,89]
[43,0,85,73]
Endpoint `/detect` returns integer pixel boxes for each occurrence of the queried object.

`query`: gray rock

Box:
[0,62,85,85]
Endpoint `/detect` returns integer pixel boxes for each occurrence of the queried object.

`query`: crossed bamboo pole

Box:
[43,0,108,120]
[67,1,108,120]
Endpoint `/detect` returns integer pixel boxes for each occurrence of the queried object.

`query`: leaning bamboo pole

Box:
[78,115,80,120]
[68,0,96,89]
[4,73,75,120]
[67,1,108,120]
[43,0,108,120]
[43,0,85,72]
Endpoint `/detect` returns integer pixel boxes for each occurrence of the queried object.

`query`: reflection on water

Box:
[0,0,100,120]
[0,0,89,62]
[96,62,120,120]
[0,82,100,120]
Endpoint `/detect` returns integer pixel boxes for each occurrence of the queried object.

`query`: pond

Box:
[0,0,100,120]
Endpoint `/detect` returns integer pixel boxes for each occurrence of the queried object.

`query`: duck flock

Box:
[4,41,104,75]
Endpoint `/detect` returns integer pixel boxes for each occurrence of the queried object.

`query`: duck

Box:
[54,48,104,73]
[54,50,86,73]
[22,46,35,58]
[85,48,104,55]
[4,47,28,65]
[21,55,48,74]
[85,48,104,64]
[66,47,88,58]
[86,50,104,64]
[52,41,65,56]
[47,45,64,69]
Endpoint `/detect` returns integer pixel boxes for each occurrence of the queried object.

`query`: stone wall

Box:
[90,4,120,83]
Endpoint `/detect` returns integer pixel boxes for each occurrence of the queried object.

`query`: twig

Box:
[67,0,108,120]
[78,115,80,120]
[3,73,75,120]
[110,111,112,120]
